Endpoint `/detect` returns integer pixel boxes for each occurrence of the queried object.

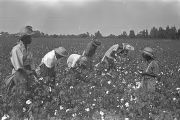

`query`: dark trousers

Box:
[39,64,56,87]
[103,57,116,72]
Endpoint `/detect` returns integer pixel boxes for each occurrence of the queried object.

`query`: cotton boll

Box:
[85,108,90,112]
[60,105,64,110]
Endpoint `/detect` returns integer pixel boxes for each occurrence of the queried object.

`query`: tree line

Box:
[0,25,180,39]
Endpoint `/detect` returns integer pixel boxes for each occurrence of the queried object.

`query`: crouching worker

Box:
[67,39,101,71]
[95,43,134,75]
[82,38,101,70]
[36,47,68,88]
[6,26,35,93]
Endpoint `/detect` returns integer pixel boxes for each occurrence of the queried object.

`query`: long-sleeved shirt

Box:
[41,50,57,68]
[10,41,33,74]
[67,54,81,68]
[102,44,119,61]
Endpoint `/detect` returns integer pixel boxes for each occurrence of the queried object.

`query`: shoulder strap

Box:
[145,61,153,72]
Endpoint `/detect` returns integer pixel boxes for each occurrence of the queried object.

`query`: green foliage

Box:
[0,37,180,120]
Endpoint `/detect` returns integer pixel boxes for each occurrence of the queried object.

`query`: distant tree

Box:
[121,31,127,38]
[157,27,166,39]
[177,29,180,39]
[165,26,170,39]
[94,30,103,38]
[169,26,177,39]
[145,29,148,38]
[150,27,158,38]
[129,30,135,38]
[78,32,90,38]
[32,30,42,37]
[0,32,9,37]
[107,34,117,38]
[137,30,146,38]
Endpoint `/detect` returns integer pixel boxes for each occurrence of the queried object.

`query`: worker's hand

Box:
[35,67,41,75]
[25,69,33,75]
[95,63,100,67]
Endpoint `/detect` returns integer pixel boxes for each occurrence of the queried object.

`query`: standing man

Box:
[139,47,160,92]
[138,47,160,120]
[36,47,68,88]
[95,43,134,75]
[8,26,35,92]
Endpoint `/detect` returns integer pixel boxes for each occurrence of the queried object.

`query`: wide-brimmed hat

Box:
[54,47,68,57]
[141,47,154,58]
[122,43,135,51]
[18,26,34,36]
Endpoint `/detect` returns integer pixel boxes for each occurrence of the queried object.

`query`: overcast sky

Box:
[0,0,180,35]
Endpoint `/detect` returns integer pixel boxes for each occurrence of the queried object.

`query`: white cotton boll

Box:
[106,91,109,94]
[108,81,111,84]
[125,118,129,120]
[100,111,104,115]
[26,100,32,105]
[54,110,57,115]
[93,99,96,101]
[60,106,63,110]
[136,82,141,88]
[85,108,90,112]
[72,113,76,117]
[66,109,70,112]
[176,88,180,90]
[92,104,95,106]
[173,98,176,101]
[124,71,128,75]
[1,114,10,120]
[70,86,73,89]
[23,107,26,112]
[122,79,126,84]
[125,102,129,107]
[49,87,52,92]
[39,77,43,80]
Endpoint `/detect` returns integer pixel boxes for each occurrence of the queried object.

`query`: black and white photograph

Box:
[0,0,180,119]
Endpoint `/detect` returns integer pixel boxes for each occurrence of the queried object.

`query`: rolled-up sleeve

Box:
[11,48,24,70]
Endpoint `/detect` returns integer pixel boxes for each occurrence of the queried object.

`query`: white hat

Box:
[122,43,135,51]
[142,47,154,58]
[54,47,68,57]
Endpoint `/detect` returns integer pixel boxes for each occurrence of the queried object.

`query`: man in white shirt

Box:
[36,47,68,87]
[67,54,81,68]
[5,26,35,93]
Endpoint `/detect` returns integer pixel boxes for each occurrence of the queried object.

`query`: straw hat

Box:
[142,47,154,58]
[18,26,34,36]
[54,47,68,57]
[122,43,135,51]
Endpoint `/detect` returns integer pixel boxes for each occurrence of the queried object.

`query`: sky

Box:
[0,0,180,35]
